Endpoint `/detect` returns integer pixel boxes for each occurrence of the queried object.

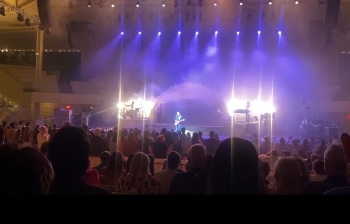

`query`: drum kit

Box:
[121,104,144,119]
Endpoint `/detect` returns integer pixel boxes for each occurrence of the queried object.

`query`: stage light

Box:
[158,32,161,35]
[268,0,272,5]
[136,1,140,7]
[237,31,240,34]
[196,31,199,35]
[278,31,281,35]
[0,6,5,16]
[111,4,115,7]
[215,31,218,34]
[214,1,217,6]
[162,1,165,7]
[258,31,261,34]
[121,32,124,35]
[198,0,203,7]
[25,18,30,27]
[88,1,91,7]
[239,0,243,6]
[178,31,181,34]
[187,0,191,6]
[295,1,299,4]
[17,13,24,22]
[139,32,141,34]
[173,0,178,7]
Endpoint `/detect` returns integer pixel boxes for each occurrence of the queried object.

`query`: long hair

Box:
[106,151,124,172]
[129,152,150,175]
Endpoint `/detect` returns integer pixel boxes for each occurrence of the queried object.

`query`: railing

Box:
[0,51,36,66]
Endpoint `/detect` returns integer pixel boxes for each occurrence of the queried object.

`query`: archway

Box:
[151,83,228,125]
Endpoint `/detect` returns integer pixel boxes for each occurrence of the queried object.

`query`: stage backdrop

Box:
[151,83,227,126]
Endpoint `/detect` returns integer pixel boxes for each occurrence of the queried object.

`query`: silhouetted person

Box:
[0,145,54,194]
[204,131,220,156]
[48,126,112,194]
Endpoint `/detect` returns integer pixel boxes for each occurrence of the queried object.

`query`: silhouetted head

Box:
[48,126,90,182]
[0,145,54,194]
[208,137,260,194]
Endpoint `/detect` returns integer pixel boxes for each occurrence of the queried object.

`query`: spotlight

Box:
[295,1,298,4]
[198,0,203,7]
[239,0,243,6]
[0,6,5,16]
[268,0,272,5]
[158,32,161,35]
[215,31,218,34]
[25,18,30,27]
[88,1,91,7]
[258,31,261,34]
[278,31,281,35]
[17,13,24,22]
[236,31,240,34]
[187,0,191,6]
[139,32,141,34]
[136,1,140,7]
[196,31,199,35]
[173,0,178,7]
[178,31,181,34]
[162,1,165,7]
[121,32,124,35]
[214,1,217,6]
[111,4,115,7]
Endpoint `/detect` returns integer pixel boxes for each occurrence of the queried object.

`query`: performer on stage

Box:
[246,101,251,124]
[174,112,184,132]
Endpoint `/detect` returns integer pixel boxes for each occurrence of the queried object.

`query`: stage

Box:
[107,118,267,140]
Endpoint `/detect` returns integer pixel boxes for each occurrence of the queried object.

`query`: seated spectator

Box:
[205,154,214,175]
[100,151,124,185]
[120,153,136,179]
[208,137,264,194]
[47,126,112,194]
[117,152,162,194]
[93,151,110,173]
[122,132,139,157]
[169,144,208,194]
[0,145,54,194]
[294,157,310,193]
[155,151,181,194]
[90,128,109,157]
[303,144,349,194]
[261,149,278,170]
[310,159,326,182]
[273,158,301,195]
[83,167,100,186]
[260,162,270,186]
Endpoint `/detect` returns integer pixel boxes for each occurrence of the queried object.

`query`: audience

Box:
[93,151,110,173]
[100,151,124,185]
[155,151,181,194]
[169,144,207,194]
[208,137,262,194]
[47,126,112,194]
[117,152,162,194]
[0,145,54,194]
[303,144,349,194]
[273,158,301,195]
[2,118,350,195]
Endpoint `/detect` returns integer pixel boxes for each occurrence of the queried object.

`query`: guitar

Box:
[174,119,185,126]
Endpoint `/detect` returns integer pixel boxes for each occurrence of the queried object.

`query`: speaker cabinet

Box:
[37,0,52,29]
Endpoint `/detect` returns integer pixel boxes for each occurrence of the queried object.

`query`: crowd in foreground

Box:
[1,120,350,195]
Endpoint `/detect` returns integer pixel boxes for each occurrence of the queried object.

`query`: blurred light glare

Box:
[215,31,218,34]
[121,32,124,35]
[178,31,181,34]
[196,31,199,35]
[278,31,281,35]
[237,31,240,34]
[158,32,161,35]
[139,32,142,34]
[258,31,261,34]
